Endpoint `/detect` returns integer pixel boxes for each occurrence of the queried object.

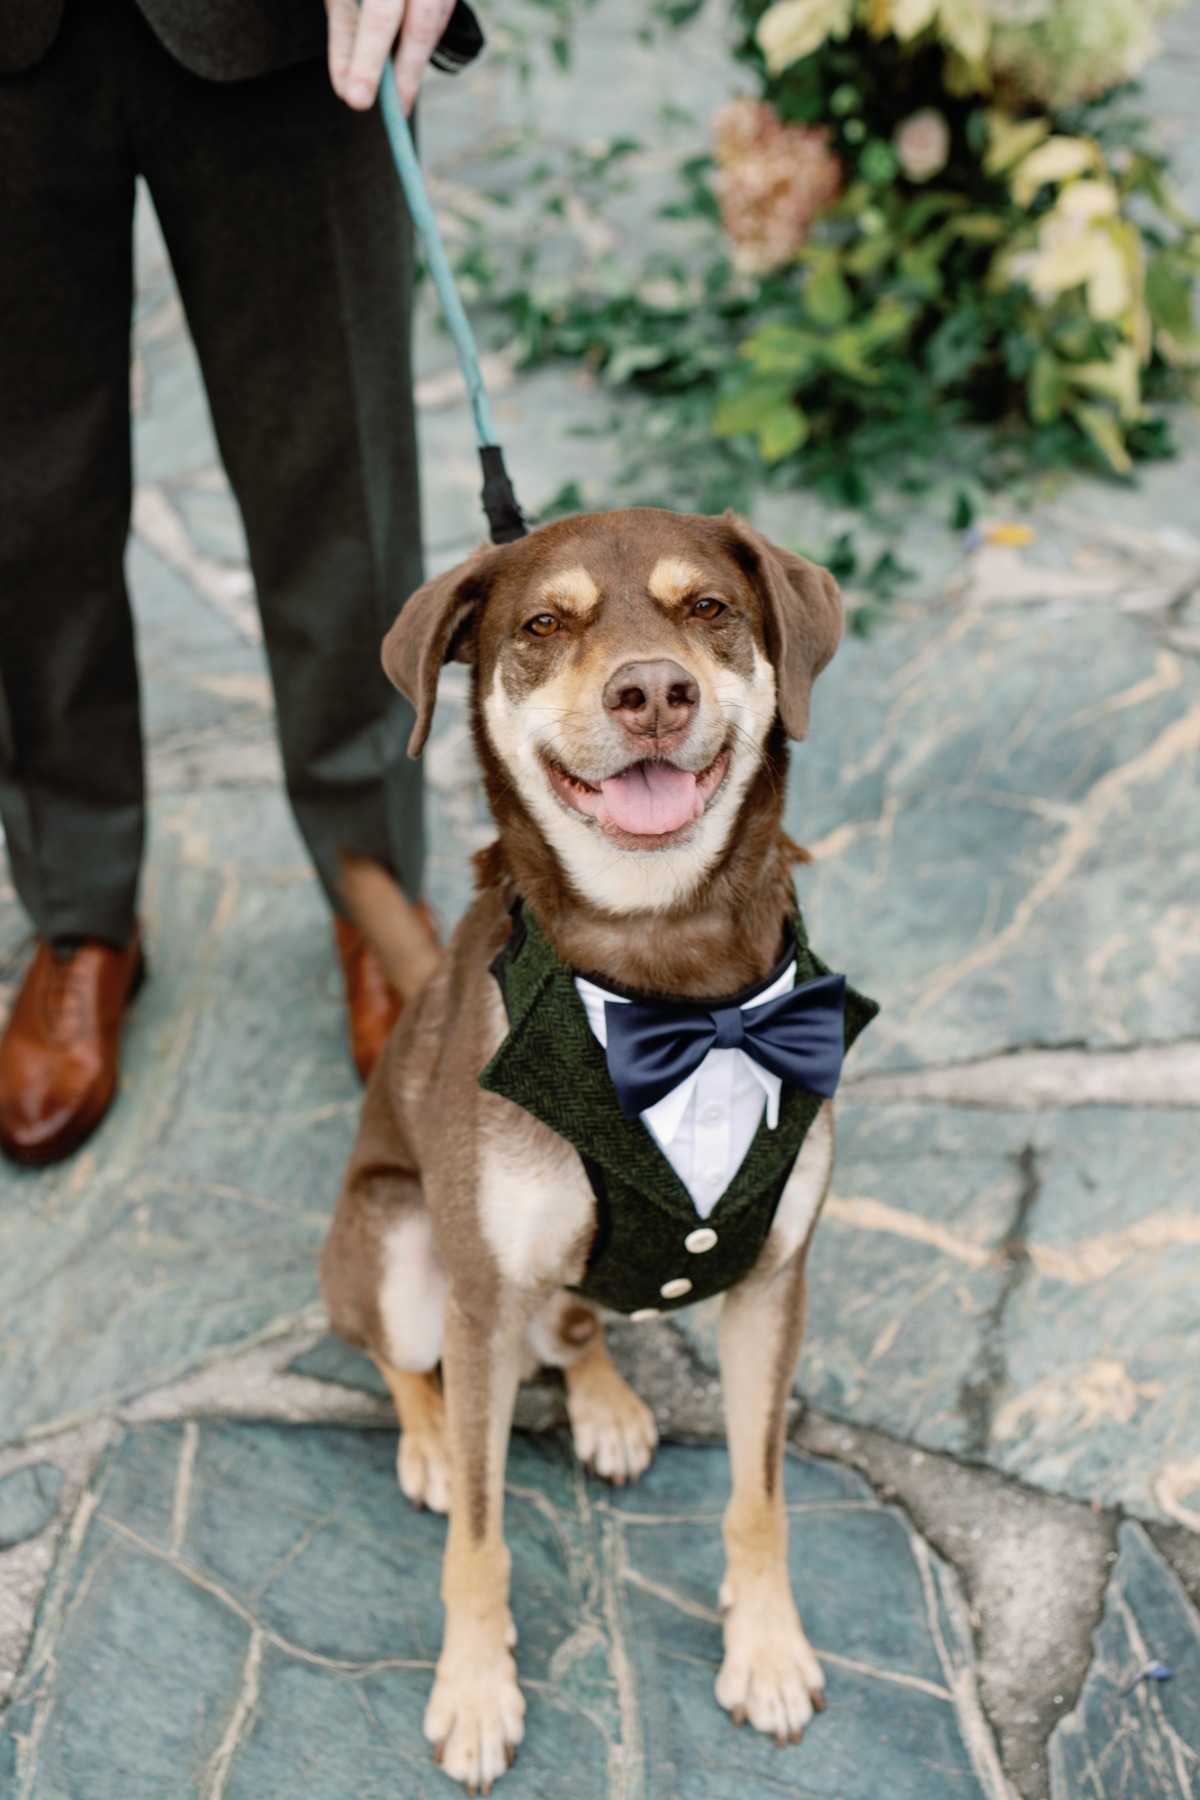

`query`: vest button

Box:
[630,1307,661,1323]
[659,1277,693,1300]
[684,1227,718,1254]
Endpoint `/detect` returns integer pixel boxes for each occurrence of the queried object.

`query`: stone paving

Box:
[3,1428,1010,1800]
[2,4,1200,1797]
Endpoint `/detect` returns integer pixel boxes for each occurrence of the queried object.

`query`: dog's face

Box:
[385,509,842,913]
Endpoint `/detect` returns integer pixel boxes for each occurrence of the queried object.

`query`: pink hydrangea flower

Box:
[713,97,844,274]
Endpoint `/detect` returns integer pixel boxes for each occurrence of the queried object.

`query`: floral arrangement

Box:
[461,0,1200,543]
[713,100,845,274]
[710,0,1200,478]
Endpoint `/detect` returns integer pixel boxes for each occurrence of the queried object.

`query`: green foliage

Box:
[446,0,1200,613]
[805,531,917,631]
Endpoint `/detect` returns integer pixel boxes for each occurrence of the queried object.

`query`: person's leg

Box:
[133,46,426,913]
[0,4,149,1164]
[0,4,144,948]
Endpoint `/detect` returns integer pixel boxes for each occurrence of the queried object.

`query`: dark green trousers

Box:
[0,0,425,945]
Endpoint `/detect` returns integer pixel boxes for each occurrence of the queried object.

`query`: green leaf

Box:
[845,233,895,277]
[925,308,986,387]
[604,342,671,384]
[859,140,899,186]
[949,489,975,530]
[804,264,853,327]
[902,190,968,236]
[713,379,794,439]
[1146,263,1196,337]
[652,0,707,25]
[757,403,810,462]
[541,480,588,517]
[983,112,1050,179]
[1125,154,1200,229]
[738,323,820,377]
[854,298,915,354]
[819,530,857,581]
[820,328,886,382]
[951,215,1009,242]
[863,546,916,599]
[1070,401,1133,474]
[756,0,855,72]
[1029,350,1064,424]
[897,243,945,297]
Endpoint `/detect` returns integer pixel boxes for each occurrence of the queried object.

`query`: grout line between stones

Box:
[955,1143,1041,1461]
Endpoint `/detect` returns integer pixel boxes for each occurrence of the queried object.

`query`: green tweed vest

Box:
[480,902,878,1318]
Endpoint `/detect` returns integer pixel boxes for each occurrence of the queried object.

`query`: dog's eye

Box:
[525,614,562,637]
[689,597,726,620]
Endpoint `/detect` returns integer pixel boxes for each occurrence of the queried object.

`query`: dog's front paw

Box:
[715,1585,825,1745]
[397,1422,450,1514]
[424,1645,526,1795]
[566,1357,658,1486]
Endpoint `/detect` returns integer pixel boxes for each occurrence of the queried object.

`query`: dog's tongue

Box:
[600,761,699,836]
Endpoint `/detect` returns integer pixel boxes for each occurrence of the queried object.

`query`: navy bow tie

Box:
[603,972,847,1120]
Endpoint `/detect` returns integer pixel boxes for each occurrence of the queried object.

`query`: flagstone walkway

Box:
[2,4,1200,1797]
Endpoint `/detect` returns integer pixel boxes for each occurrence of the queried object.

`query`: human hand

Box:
[326,0,459,114]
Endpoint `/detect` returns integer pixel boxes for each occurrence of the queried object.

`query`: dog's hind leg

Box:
[524,1293,658,1485]
[324,1143,452,1513]
[368,1199,451,1512]
[376,1362,449,1514]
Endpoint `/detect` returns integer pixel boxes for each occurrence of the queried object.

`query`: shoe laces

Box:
[42,949,92,1042]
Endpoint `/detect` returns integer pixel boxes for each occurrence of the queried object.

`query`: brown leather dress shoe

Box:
[0,935,145,1166]
[334,902,439,1084]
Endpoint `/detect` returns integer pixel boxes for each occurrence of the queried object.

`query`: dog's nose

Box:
[603,660,699,738]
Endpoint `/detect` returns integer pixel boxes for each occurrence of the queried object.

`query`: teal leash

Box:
[378,72,528,545]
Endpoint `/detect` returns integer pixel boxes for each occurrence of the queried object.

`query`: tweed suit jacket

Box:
[481,903,878,1318]
[0,0,327,79]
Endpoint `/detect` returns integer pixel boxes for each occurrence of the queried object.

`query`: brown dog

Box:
[322,507,866,1793]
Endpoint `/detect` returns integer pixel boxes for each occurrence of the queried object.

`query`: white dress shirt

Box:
[574,960,796,1219]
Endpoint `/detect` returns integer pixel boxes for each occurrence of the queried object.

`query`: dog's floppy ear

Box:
[722,512,843,741]
[382,543,507,757]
